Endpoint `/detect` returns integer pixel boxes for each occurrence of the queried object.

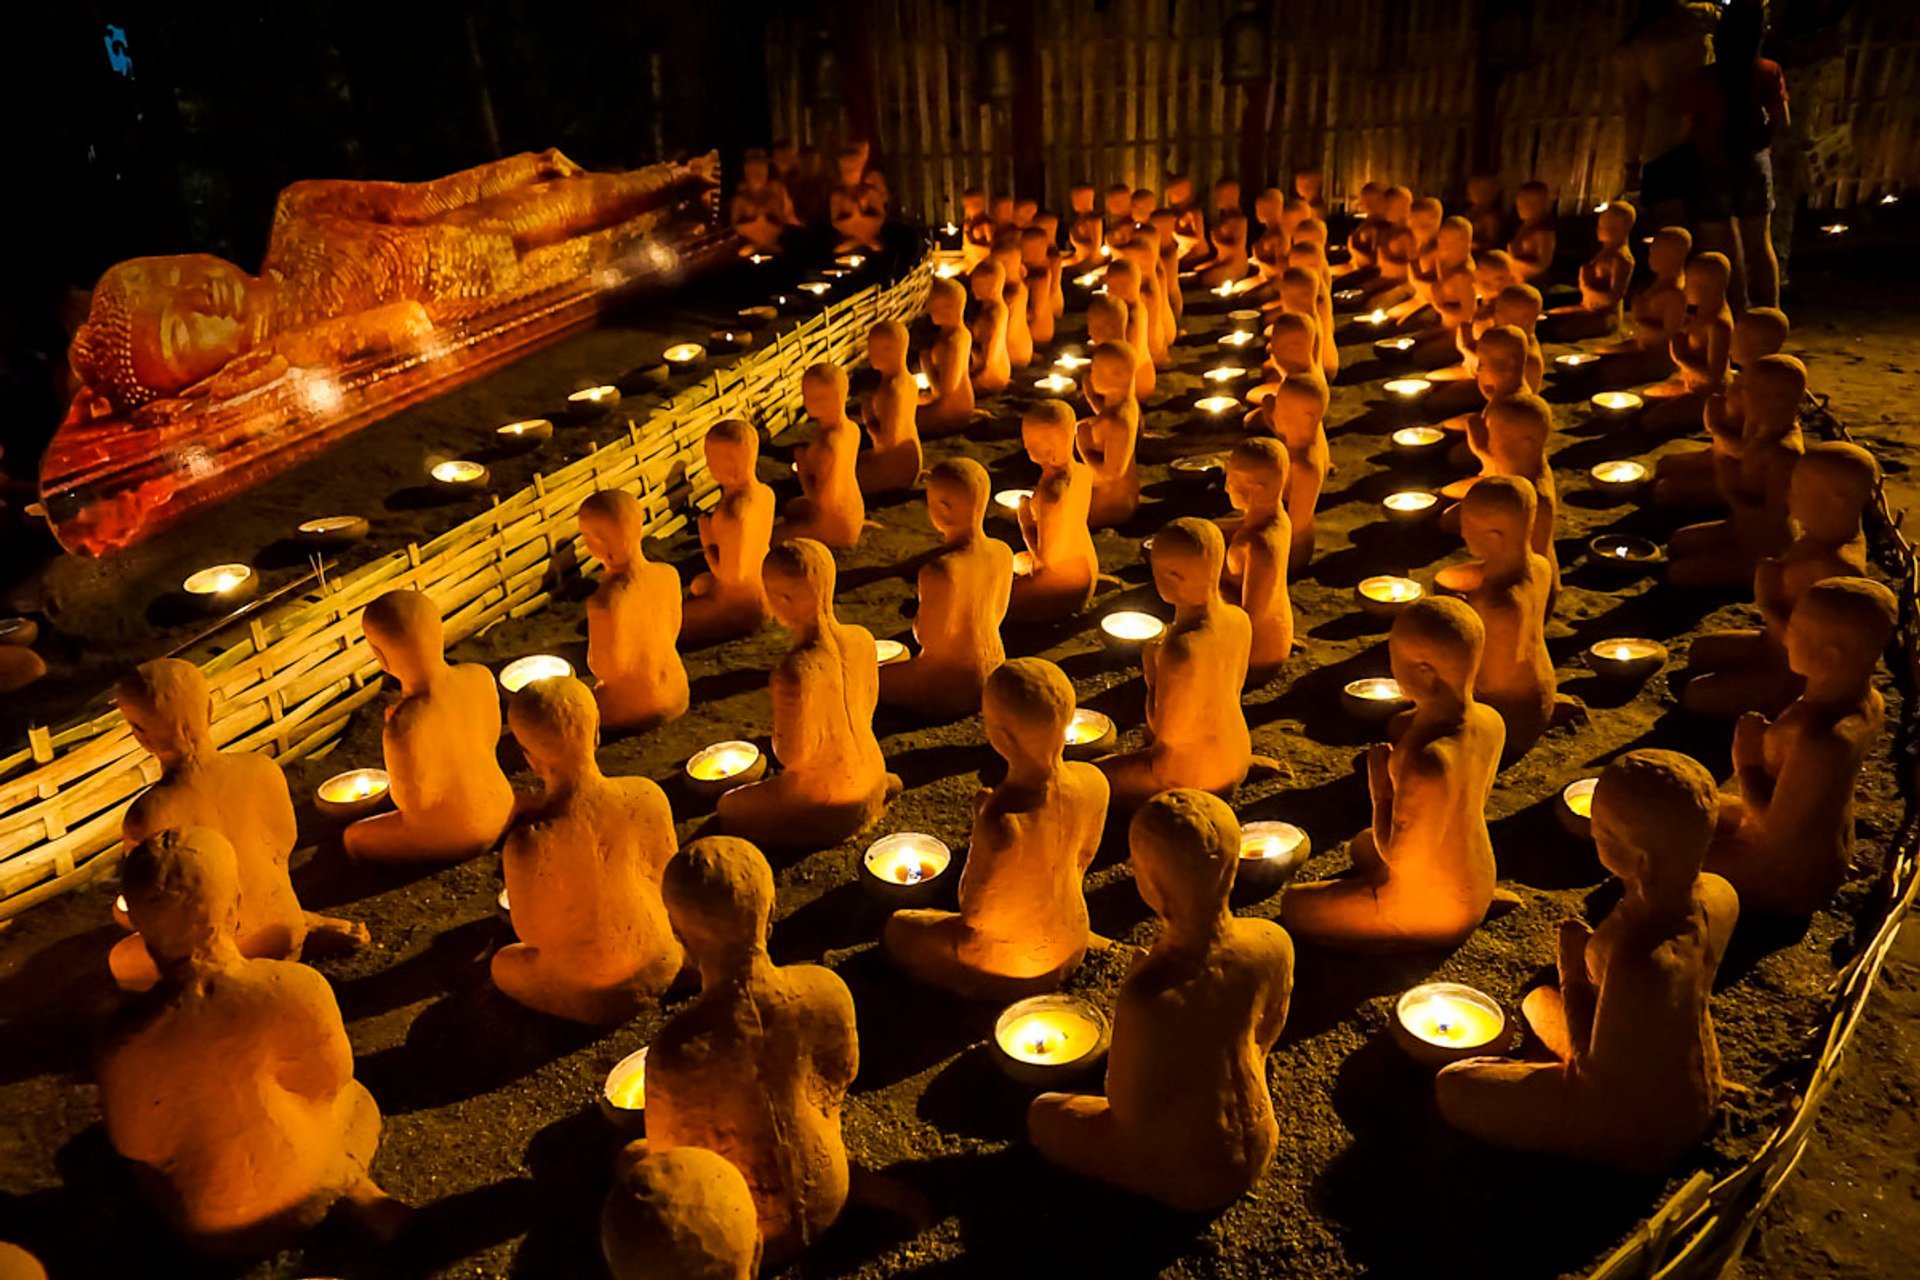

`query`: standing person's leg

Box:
[1738,151,1779,311]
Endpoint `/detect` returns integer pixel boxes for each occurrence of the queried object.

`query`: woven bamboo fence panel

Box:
[767,0,1916,218]
[0,259,933,921]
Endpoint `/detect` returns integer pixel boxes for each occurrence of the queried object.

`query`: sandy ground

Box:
[1,221,1918,1280]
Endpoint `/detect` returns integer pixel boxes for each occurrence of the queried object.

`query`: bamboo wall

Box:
[0,260,932,919]
[767,0,1920,219]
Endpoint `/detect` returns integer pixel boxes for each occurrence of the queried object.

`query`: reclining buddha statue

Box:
[47,149,726,555]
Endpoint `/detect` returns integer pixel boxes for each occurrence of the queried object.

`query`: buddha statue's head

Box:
[1069,183,1096,215]
[1596,200,1637,247]
[1293,169,1323,201]
[1279,267,1318,315]
[1088,340,1136,402]
[961,189,987,218]
[703,418,759,489]
[116,657,214,765]
[1085,294,1127,345]
[928,275,966,328]
[1409,197,1445,240]
[1286,241,1328,275]
[508,675,599,790]
[1435,216,1474,266]
[664,835,775,973]
[1476,324,1528,402]
[1732,306,1790,367]
[1390,595,1483,705]
[362,589,445,687]
[970,259,1007,305]
[1787,576,1895,697]
[71,254,268,413]
[1514,180,1552,222]
[763,538,836,631]
[925,457,989,539]
[867,319,908,376]
[1458,474,1535,567]
[834,145,865,184]
[1357,181,1384,217]
[1253,187,1284,225]
[1743,354,1806,436]
[1292,216,1327,249]
[1014,197,1039,226]
[1483,391,1552,472]
[1592,749,1718,904]
[800,361,850,423]
[1020,227,1053,270]
[121,827,242,969]
[1102,258,1140,303]
[740,149,772,188]
[1213,178,1242,213]
[579,488,648,571]
[1465,173,1500,209]
[1166,175,1195,208]
[1150,517,1225,610]
[603,1145,762,1280]
[1022,399,1077,469]
[1225,436,1288,516]
[990,193,1016,225]
[1381,186,1413,224]
[1267,311,1317,373]
[1790,441,1877,543]
[1473,249,1516,301]
[984,656,1075,773]
[1684,251,1731,313]
[1493,282,1543,332]
[1131,788,1238,927]
[1104,184,1133,219]
[1130,189,1157,223]
[1648,226,1692,275]
[1281,196,1311,236]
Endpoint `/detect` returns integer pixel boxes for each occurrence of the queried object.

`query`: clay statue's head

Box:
[116,658,213,763]
[1085,295,1127,345]
[71,254,267,413]
[1592,749,1718,905]
[926,457,989,539]
[1390,594,1484,703]
[1125,222,1162,263]
[1286,242,1330,277]
[1483,391,1552,473]
[1149,209,1179,247]
[1020,227,1052,270]
[1466,174,1500,209]
[961,189,987,217]
[1279,267,1319,315]
[771,139,796,171]
[1293,170,1322,201]
[1357,181,1384,216]
[1381,186,1413,223]
[1786,576,1895,694]
[663,835,775,972]
[508,675,600,789]
[1435,216,1474,266]
[1166,175,1194,207]
[1790,441,1878,543]
[867,319,908,375]
[1035,211,1060,239]
[704,418,760,489]
[1684,252,1732,313]
[990,194,1015,225]
[0,1243,48,1280]
[121,826,242,969]
[1104,184,1133,218]
[991,240,1025,278]
[1022,399,1078,468]
[603,1144,763,1280]
[1104,258,1142,302]
[362,589,445,686]
[1014,197,1039,226]
[1070,184,1096,215]
[1130,788,1238,931]
[1733,306,1790,367]
[1458,474,1536,567]
[1254,187,1284,224]
[1281,197,1312,235]
[983,657,1075,774]
[1475,324,1529,402]
[1743,354,1807,436]
[1409,197,1445,240]
[1211,211,1247,250]
[834,145,865,183]
[1493,283,1543,332]
[1649,226,1692,275]
[1473,249,1516,301]
[801,362,850,423]
[928,275,966,328]
[763,538,836,631]
[1150,517,1225,609]
[1514,180,1552,221]
[741,149,770,186]
[1596,200,1637,246]
[1088,340,1137,401]
[970,260,1006,304]
[1213,178,1242,212]
[580,488,647,571]
[1293,216,1328,249]
[1225,436,1288,516]
[1267,312,1318,373]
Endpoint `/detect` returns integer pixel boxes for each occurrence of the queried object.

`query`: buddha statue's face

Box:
[1224,457,1281,513]
[1477,340,1525,401]
[801,372,848,422]
[1516,187,1550,221]
[1466,175,1498,208]
[742,158,769,187]
[1070,186,1095,214]
[1151,534,1215,608]
[1022,415,1073,467]
[97,255,263,400]
[1649,231,1690,274]
[704,430,755,487]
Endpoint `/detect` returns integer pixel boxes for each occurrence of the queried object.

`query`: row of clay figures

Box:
[82,174,1897,1272]
[729,138,891,255]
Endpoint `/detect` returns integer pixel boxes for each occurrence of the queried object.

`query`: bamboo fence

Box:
[766,0,1920,220]
[0,257,933,922]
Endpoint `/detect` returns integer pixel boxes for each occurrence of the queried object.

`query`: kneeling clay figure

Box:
[1028,790,1293,1212]
[1441,477,1556,762]
[98,828,401,1254]
[1435,749,1739,1175]
[718,540,898,848]
[1222,437,1294,683]
[884,658,1110,999]
[777,362,866,550]
[917,276,976,439]
[1009,400,1100,622]
[602,1145,761,1280]
[345,589,514,863]
[644,836,858,1266]
[682,420,776,645]
[856,319,924,496]
[495,677,683,1023]
[582,489,689,732]
[1282,597,1504,951]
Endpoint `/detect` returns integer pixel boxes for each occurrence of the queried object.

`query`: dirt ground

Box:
[1,222,1917,1280]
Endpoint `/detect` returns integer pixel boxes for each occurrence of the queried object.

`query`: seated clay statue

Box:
[581,489,689,732]
[718,540,898,848]
[1102,183,1135,248]
[1494,283,1547,392]
[495,676,683,1023]
[778,362,866,550]
[639,835,858,1266]
[1282,597,1505,950]
[1506,180,1557,285]
[1604,226,1690,356]
[1022,227,1060,348]
[1706,576,1894,917]
[1285,244,1339,380]
[1449,388,1560,596]
[1437,477,1556,762]
[1120,231,1175,369]
[991,242,1035,370]
[856,319,923,497]
[1654,306,1791,507]
[1252,313,1330,573]
[968,260,1013,393]
[98,828,401,1254]
[961,188,994,269]
[1096,261,1156,400]
[729,149,798,255]
[1076,340,1142,531]
[884,657,1111,998]
[829,145,887,252]
[1198,210,1251,289]
[1097,519,1257,810]
[1545,199,1636,339]
[1010,400,1100,622]
[0,1245,44,1280]
[345,589,514,863]
[1464,173,1506,252]
[1436,749,1739,1175]
[917,276,976,438]
[1643,252,1733,431]
[602,1145,761,1280]
[683,419,776,645]
[1668,354,1806,589]
[1384,197,1447,324]
[1684,441,1876,718]
[1358,186,1416,305]
[1028,789,1293,1211]
[1334,182,1386,278]
[1167,174,1207,262]
[110,658,366,991]
[1221,437,1295,683]
[1294,169,1327,221]
[1067,184,1104,267]
[880,459,1013,718]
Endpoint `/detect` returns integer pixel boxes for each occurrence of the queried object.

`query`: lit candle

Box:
[1374,336,1417,356]
[1062,707,1117,759]
[430,459,490,492]
[875,638,910,666]
[1211,281,1236,297]
[1555,352,1599,369]
[1236,820,1311,895]
[1592,201,1610,214]
[747,252,774,265]
[1586,636,1667,682]
[993,488,1033,517]
[1170,452,1227,481]
[1362,308,1391,326]
[709,330,750,353]
[1073,269,1103,288]
[1203,366,1248,383]
[1590,390,1644,415]
[1034,373,1077,393]
[112,893,131,928]
[914,371,932,392]
[1012,550,1034,576]
[1356,575,1424,619]
[1334,288,1364,303]
[1881,194,1899,206]
[1342,676,1412,722]
[1558,776,1599,840]
[1381,490,1438,524]
[568,385,621,412]
[1054,352,1091,371]
[1389,425,1447,456]
[182,563,257,607]
[600,1046,649,1133]
[1218,330,1257,349]
[1589,460,1649,494]
[295,515,369,547]
[1383,377,1431,401]
[1100,245,1113,259]
[498,654,573,693]
[941,221,959,235]
[860,833,953,904]
[937,261,967,279]
[684,740,766,800]
[798,281,832,296]
[1392,982,1510,1068]
[315,767,391,821]
[992,994,1110,1086]
[498,886,512,916]
[821,267,852,279]
[836,253,867,268]
[1587,534,1663,572]
[663,343,707,370]
[495,418,553,449]
[1821,223,1848,236]
[1100,610,1166,655]
[1194,394,1241,415]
